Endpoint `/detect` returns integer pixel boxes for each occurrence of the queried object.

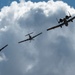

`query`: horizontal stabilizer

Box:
[25,32,33,36]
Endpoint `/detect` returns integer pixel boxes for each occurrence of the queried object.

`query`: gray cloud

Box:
[0,0,75,75]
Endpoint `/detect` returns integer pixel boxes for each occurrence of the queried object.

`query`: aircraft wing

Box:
[0,44,8,51]
[67,16,75,22]
[18,39,29,43]
[32,32,42,38]
[47,23,64,31]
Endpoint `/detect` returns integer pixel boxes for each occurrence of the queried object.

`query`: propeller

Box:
[56,18,59,23]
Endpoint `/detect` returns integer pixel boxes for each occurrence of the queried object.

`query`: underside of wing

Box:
[67,16,75,22]
[0,44,8,51]
[47,23,64,31]
[32,32,42,39]
[18,39,29,43]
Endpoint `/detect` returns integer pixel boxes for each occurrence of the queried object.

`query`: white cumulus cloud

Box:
[0,0,75,75]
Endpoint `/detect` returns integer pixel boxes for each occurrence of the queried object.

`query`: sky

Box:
[0,0,75,75]
[0,0,75,8]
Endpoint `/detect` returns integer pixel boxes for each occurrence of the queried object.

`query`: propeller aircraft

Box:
[18,32,42,43]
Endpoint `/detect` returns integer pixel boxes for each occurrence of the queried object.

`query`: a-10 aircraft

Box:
[18,32,42,43]
[0,44,8,51]
[47,13,75,31]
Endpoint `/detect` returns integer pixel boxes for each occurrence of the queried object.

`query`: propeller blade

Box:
[56,18,59,23]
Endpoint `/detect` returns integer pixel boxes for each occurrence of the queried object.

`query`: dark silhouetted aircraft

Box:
[0,44,8,51]
[18,32,42,43]
[47,15,75,31]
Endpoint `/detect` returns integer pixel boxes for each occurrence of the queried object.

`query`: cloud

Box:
[0,53,7,62]
[0,0,75,75]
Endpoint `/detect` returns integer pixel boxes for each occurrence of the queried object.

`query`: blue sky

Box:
[63,0,75,8]
[0,0,75,8]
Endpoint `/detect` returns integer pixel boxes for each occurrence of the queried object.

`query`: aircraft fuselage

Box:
[63,18,68,26]
[29,35,33,40]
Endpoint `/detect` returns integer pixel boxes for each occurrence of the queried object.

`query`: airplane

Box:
[0,44,8,51]
[18,32,42,43]
[47,15,75,31]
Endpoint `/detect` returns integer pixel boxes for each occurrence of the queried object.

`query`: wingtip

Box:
[40,32,42,34]
[47,29,49,31]
[6,44,8,46]
[18,41,23,44]
[18,42,19,43]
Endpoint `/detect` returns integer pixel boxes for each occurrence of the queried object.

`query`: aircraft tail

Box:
[25,32,33,36]
[68,11,71,17]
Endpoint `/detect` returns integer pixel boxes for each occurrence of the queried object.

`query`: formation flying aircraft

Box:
[0,44,8,51]
[18,32,42,43]
[47,13,75,31]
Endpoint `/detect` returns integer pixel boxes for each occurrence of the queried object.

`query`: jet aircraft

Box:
[47,15,75,31]
[0,44,8,51]
[18,32,42,43]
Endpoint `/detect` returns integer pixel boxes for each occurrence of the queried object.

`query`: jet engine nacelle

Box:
[58,18,63,23]
[65,15,71,19]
